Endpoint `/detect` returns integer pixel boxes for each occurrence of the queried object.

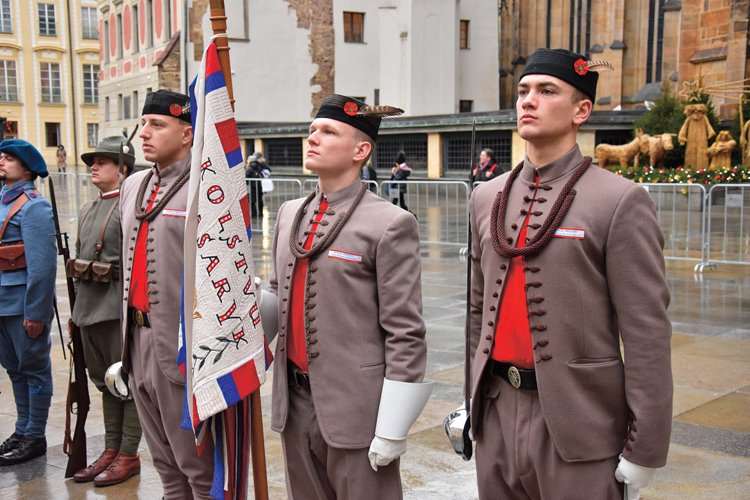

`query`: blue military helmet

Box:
[0,138,49,178]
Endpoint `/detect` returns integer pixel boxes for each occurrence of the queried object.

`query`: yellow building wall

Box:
[0,1,100,171]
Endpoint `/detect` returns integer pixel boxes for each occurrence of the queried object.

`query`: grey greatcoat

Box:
[268,180,427,449]
[468,146,673,468]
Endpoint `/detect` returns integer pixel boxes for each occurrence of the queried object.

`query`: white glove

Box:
[368,435,407,471]
[615,455,656,500]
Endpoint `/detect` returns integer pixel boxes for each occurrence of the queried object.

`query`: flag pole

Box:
[208,2,269,499]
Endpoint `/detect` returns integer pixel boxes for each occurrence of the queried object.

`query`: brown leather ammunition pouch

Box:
[91,261,117,282]
[66,258,118,282]
[0,242,26,271]
[66,258,92,280]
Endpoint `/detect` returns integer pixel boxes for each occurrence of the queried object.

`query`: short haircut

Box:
[571,88,590,104]
[353,128,375,166]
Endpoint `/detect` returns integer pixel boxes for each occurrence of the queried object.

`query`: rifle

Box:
[47,176,89,478]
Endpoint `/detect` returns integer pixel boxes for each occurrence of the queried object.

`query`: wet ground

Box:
[0,172,748,499]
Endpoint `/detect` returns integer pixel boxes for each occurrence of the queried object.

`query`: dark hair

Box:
[57,145,64,149]
[481,148,496,163]
[396,151,406,164]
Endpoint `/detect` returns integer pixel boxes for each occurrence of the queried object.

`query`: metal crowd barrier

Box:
[640,183,708,268]
[28,172,750,272]
[705,184,750,268]
[246,178,303,251]
[380,180,471,246]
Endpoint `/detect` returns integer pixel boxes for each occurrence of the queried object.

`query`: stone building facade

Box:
[499,0,749,120]
[0,0,100,168]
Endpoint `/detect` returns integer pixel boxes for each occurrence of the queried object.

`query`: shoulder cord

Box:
[289,183,367,260]
[490,158,591,258]
[134,167,190,222]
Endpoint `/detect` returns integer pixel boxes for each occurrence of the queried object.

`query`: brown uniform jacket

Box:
[120,156,191,385]
[269,180,427,449]
[468,146,672,467]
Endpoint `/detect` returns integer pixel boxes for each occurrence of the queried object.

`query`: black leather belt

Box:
[489,359,537,390]
[128,307,151,328]
[288,365,311,391]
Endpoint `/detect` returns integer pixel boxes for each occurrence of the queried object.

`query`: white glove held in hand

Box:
[368,436,407,471]
[615,455,656,500]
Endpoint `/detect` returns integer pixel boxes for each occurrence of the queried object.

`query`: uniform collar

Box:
[521,145,584,183]
[154,154,191,181]
[0,180,36,205]
[314,178,363,207]
[100,188,120,199]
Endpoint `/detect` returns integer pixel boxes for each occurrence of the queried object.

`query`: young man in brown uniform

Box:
[466,49,672,499]
[119,90,214,498]
[70,136,142,486]
[268,95,431,499]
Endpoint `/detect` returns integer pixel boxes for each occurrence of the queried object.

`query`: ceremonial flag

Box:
[180,37,271,500]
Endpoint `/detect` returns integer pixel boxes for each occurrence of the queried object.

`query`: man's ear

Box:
[353,140,373,163]
[573,99,593,126]
[183,125,194,146]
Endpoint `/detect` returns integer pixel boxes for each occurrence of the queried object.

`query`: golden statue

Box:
[678,104,716,169]
[706,131,736,170]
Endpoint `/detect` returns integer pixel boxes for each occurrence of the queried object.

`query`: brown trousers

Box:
[475,371,623,500]
[280,383,403,500]
[129,323,214,500]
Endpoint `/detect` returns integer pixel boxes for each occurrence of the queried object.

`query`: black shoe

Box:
[0,436,46,466]
[0,433,23,455]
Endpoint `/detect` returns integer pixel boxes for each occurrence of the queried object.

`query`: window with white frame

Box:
[83,64,98,104]
[38,3,56,36]
[87,123,98,148]
[0,60,18,102]
[0,0,12,33]
[81,7,98,39]
[40,62,62,103]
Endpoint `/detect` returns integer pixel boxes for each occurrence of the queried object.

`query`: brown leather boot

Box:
[93,452,140,487]
[72,448,118,483]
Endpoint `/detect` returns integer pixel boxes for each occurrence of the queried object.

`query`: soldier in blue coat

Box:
[0,139,57,466]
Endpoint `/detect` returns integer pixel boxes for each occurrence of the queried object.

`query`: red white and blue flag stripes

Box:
[179,38,271,500]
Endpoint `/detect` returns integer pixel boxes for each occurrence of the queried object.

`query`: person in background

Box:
[245,152,265,218]
[0,139,57,466]
[390,151,411,211]
[69,136,143,486]
[360,161,378,192]
[471,148,500,184]
[56,145,67,173]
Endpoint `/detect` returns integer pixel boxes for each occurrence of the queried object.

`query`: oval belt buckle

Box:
[508,366,522,389]
[134,310,144,327]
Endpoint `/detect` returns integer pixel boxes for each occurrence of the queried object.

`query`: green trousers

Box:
[80,320,142,455]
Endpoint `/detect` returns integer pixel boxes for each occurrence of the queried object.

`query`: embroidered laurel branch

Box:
[586,60,615,72]
[357,105,404,117]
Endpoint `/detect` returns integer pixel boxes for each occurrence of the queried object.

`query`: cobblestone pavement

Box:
[0,182,748,499]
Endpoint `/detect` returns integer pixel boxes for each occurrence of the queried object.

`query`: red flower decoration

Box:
[574,58,588,76]
[169,103,183,117]
[343,101,359,116]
